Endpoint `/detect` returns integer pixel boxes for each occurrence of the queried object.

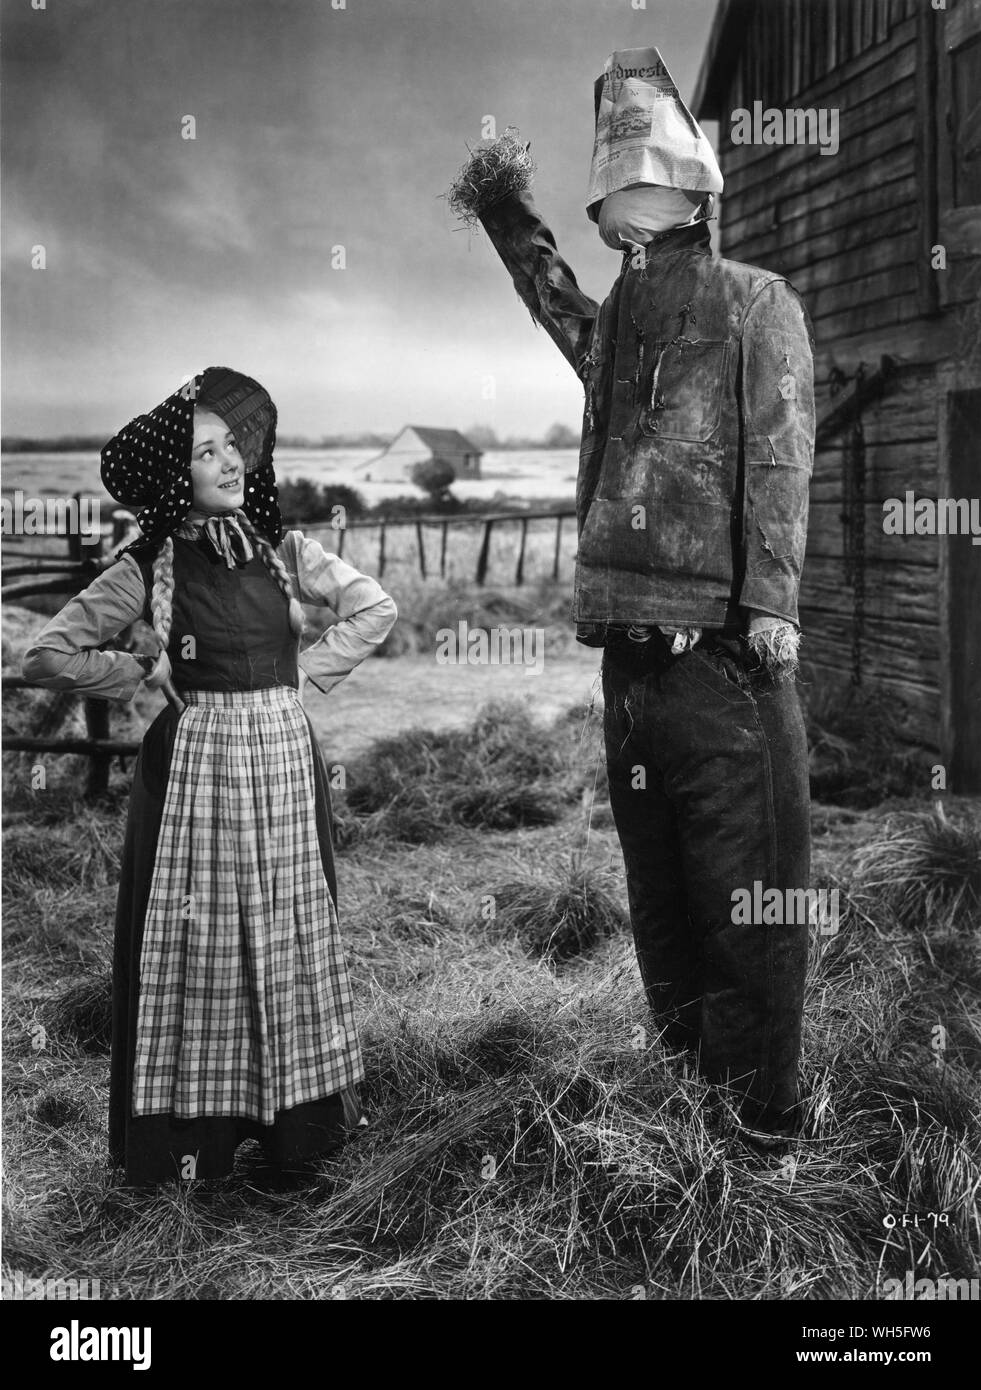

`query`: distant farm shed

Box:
[693,0,981,791]
[357,426,483,483]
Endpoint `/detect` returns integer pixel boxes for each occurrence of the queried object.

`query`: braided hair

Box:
[147,511,304,652]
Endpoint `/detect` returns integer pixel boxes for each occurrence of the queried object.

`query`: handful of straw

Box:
[747,623,801,681]
[447,127,536,226]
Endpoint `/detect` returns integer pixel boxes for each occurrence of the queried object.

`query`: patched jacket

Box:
[478,191,815,642]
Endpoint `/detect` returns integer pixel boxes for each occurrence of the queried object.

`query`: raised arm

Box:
[279,530,398,697]
[21,555,151,702]
[479,188,600,377]
[450,134,599,377]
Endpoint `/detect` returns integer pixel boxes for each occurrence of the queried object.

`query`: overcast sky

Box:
[2,0,719,440]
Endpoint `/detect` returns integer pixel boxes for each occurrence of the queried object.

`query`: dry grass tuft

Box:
[481,862,627,963]
[43,966,113,1055]
[339,700,581,843]
[446,128,536,226]
[846,801,981,933]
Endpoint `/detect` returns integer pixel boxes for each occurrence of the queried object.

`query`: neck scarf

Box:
[200,513,255,568]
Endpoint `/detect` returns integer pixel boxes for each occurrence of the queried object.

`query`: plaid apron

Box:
[132,686,363,1124]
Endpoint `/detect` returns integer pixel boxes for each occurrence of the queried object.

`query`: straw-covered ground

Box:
[2,594,980,1301]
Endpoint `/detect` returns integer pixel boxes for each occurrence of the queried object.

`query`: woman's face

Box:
[189,408,246,514]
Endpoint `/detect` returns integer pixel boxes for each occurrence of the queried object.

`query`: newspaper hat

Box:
[101,366,283,548]
[587,47,724,222]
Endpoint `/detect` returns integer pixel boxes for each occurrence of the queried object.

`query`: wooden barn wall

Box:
[715,3,940,748]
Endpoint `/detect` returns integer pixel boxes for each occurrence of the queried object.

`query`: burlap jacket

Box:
[479,191,816,644]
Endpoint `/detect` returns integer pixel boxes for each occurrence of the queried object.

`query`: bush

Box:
[278,478,367,525]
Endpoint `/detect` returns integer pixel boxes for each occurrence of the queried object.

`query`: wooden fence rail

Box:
[315,507,575,585]
[2,493,578,795]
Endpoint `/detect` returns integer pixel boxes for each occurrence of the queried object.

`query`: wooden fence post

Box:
[83,699,111,798]
[415,521,426,579]
[515,517,529,587]
[552,515,563,581]
[440,521,448,578]
[378,522,386,579]
[476,519,494,586]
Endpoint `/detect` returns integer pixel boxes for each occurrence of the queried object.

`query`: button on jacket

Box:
[478,191,816,642]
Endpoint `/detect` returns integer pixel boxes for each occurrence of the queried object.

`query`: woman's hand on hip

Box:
[142,648,173,691]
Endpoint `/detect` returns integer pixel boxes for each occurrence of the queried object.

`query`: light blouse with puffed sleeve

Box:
[21,529,398,701]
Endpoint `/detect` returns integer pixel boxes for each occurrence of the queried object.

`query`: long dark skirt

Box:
[108,699,356,1185]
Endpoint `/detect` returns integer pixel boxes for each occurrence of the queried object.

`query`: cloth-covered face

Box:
[597,184,710,250]
[189,408,247,515]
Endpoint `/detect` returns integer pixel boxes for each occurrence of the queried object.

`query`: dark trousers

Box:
[601,630,811,1135]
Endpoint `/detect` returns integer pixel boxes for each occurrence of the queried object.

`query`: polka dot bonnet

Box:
[100,366,282,548]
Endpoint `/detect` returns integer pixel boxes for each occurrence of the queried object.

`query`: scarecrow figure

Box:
[24,367,398,1185]
[449,49,815,1149]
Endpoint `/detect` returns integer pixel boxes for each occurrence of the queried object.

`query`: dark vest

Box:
[130,532,299,692]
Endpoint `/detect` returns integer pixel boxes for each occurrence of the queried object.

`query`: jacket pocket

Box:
[638,338,729,443]
[577,496,733,586]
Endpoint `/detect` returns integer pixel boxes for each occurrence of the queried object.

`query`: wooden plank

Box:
[719,15,916,179]
[938,206,981,256]
[813,316,959,376]
[2,736,142,756]
[721,146,916,246]
[798,643,940,746]
[808,274,921,343]
[515,516,528,586]
[810,444,939,504]
[806,501,945,569]
[476,519,493,585]
[941,388,981,791]
[84,699,111,797]
[737,220,918,294]
[915,0,940,316]
[721,63,917,204]
[789,0,800,97]
[808,264,919,323]
[723,125,916,235]
[722,171,917,263]
[799,593,941,681]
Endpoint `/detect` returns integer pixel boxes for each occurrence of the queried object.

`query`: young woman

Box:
[23,366,397,1187]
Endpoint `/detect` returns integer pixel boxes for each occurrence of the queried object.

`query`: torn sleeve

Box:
[737,280,815,627]
[479,188,600,377]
